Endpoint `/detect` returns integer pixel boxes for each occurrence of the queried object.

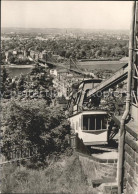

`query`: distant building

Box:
[50,69,57,76]
[13,50,17,55]
[5,51,12,62]
[40,50,47,60]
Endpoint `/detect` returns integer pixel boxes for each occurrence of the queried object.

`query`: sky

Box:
[1,1,132,30]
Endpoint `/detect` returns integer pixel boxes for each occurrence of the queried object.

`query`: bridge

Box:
[38,53,96,78]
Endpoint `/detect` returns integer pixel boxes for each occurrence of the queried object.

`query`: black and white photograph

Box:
[1,1,138,193]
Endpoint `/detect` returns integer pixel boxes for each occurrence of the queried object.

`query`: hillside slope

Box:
[1,154,99,194]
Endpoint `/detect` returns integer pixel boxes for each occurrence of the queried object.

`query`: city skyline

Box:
[2,1,132,30]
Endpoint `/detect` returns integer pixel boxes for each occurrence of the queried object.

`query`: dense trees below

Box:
[1,65,54,103]
[1,100,71,162]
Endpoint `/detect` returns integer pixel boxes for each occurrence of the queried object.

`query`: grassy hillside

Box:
[1,154,99,194]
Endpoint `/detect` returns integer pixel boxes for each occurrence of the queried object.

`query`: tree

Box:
[95,50,102,58]
[2,100,71,160]
[59,50,66,57]
[1,67,9,94]
[65,51,72,58]
[80,49,86,58]
[1,52,6,63]
[17,74,26,91]
[8,55,16,63]
[1,67,9,83]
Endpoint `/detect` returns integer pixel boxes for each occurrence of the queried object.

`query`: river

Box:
[3,60,126,78]
[3,65,34,78]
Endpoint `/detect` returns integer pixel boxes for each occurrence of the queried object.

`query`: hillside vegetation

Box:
[1,99,71,165]
[1,154,99,194]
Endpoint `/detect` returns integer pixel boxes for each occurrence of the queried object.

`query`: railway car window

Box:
[102,117,107,129]
[83,116,88,130]
[83,114,107,130]
[90,116,95,130]
[96,115,102,130]
[83,89,90,105]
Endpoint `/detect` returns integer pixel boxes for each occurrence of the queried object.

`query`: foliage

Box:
[1,67,9,83]
[2,100,71,161]
[2,33,128,63]
[41,38,129,59]
[1,67,9,93]
[1,64,54,103]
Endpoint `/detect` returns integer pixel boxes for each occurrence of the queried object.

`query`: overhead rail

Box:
[86,63,128,99]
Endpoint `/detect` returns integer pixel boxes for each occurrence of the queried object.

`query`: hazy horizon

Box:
[2,1,132,30]
[1,26,129,30]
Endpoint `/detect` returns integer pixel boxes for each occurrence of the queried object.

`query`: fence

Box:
[0,145,41,165]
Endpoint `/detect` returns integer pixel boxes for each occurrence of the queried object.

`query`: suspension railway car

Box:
[68,79,109,146]
[69,110,108,145]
